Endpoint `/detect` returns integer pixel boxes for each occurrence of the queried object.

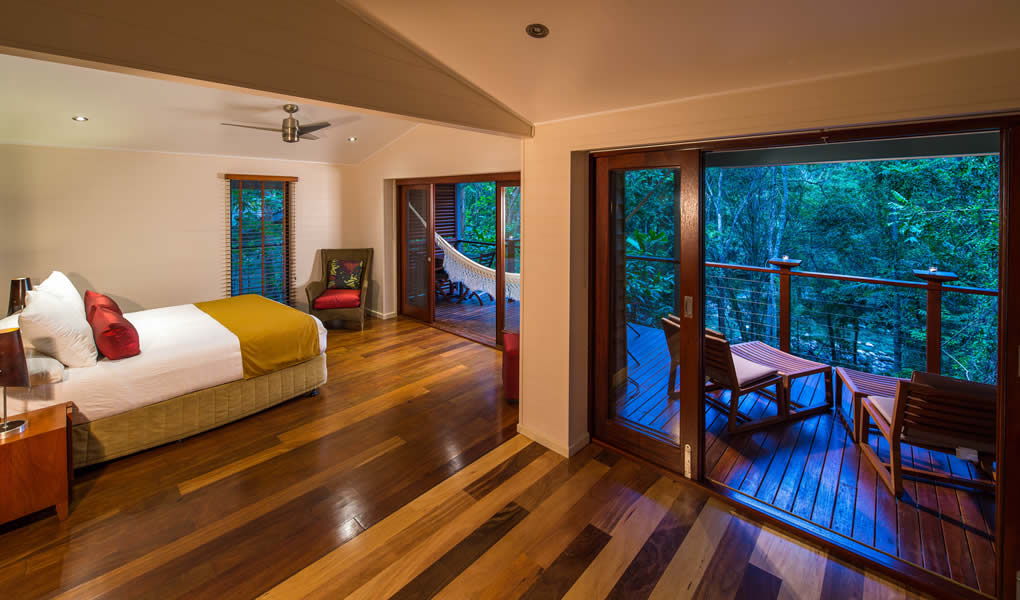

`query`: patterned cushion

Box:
[328,259,364,290]
[314,289,361,309]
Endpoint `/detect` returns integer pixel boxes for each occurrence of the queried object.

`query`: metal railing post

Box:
[913,268,959,374]
[768,257,802,353]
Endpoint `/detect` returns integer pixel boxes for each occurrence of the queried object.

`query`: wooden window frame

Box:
[225,174,297,306]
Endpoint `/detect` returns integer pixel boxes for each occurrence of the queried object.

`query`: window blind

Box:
[224,174,298,306]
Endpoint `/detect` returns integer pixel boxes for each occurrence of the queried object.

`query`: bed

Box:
[7,294,327,468]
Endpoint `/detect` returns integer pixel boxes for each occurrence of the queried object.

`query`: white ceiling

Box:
[346,0,1020,123]
[0,53,417,164]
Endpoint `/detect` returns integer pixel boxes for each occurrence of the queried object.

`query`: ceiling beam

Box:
[0,0,533,137]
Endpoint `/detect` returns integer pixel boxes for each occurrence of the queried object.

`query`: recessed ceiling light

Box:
[347,136,358,142]
[72,115,89,122]
[525,23,549,38]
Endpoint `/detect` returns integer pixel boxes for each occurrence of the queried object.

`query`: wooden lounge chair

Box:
[664,317,834,433]
[729,340,833,420]
[835,366,904,442]
[664,316,784,434]
[859,371,996,497]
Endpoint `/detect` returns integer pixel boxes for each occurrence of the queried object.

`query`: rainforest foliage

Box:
[622,155,1000,382]
[457,182,522,273]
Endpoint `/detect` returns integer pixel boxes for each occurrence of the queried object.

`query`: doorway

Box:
[590,121,1016,598]
[397,172,521,347]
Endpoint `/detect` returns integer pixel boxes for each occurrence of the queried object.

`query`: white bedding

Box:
[7,304,327,425]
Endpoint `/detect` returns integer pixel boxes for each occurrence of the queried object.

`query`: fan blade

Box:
[221,123,280,132]
[298,122,331,134]
[300,133,319,140]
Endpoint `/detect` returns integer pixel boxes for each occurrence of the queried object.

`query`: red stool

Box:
[502,331,519,403]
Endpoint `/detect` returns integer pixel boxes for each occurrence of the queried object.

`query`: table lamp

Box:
[0,327,29,437]
[8,277,32,316]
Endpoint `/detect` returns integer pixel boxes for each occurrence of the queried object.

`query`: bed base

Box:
[71,353,326,468]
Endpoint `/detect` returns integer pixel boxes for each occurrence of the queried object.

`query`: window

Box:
[225,175,296,305]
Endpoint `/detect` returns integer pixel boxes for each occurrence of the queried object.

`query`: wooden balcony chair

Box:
[306,248,372,331]
[663,316,783,434]
[859,371,996,497]
[729,339,834,420]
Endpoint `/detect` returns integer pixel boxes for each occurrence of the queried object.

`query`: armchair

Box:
[306,248,373,330]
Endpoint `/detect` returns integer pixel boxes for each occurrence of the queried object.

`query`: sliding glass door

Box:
[502,184,521,336]
[397,174,521,347]
[592,150,703,476]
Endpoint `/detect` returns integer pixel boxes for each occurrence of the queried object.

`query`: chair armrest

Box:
[306,281,326,307]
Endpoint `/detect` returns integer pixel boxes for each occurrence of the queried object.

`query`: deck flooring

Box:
[434,293,520,345]
[621,322,997,596]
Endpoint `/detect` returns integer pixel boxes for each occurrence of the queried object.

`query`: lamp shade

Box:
[0,327,30,388]
[7,277,31,316]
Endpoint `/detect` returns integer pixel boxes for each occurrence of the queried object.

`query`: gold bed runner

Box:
[195,294,320,379]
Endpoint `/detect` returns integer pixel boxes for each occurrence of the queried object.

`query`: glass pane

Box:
[405,188,430,314]
[611,168,680,443]
[432,182,497,344]
[503,185,521,334]
[229,180,289,305]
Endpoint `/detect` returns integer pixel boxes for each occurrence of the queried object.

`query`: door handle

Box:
[684,296,693,318]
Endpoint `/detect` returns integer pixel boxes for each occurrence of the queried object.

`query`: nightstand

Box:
[0,402,72,523]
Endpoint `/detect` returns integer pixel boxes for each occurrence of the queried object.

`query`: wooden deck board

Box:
[621,322,996,596]
[433,295,519,344]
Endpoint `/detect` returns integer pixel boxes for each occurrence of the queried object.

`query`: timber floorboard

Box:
[434,293,520,345]
[0,318,930,598]
[623,322,996,597]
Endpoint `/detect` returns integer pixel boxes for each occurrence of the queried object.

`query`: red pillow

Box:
[85,291,122,318]
[88,305,140,360]
[314,289,361,309]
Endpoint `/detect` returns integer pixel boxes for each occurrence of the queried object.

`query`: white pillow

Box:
[19,288,97,368]
[25,349,65,386]
[34,271,85,314]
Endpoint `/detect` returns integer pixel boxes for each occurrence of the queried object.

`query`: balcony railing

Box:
[625,254,998,382]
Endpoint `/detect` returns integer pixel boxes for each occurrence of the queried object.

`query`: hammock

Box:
[409,205,520,301]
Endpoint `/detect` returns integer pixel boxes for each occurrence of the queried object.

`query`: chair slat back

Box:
[703,330,738,390]
[896,372,996,449]
[660,315,685,363]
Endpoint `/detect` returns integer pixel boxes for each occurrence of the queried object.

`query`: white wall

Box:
[0,144,343,312]
[340,124,522,317]
[518,47,1020,456]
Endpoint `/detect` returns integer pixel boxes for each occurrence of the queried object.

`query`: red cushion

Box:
[85,290,122,318]
[314,289,361,309]
[88,305,140,360]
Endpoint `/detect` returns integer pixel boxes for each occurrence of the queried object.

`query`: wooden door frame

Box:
[589,114,1020,600]
[590,149,703,476]
[395,172,521,348]
[397,183,434,322]
[999,124,1019,600]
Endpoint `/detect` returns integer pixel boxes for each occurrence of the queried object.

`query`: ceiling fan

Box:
[221,104,335,143]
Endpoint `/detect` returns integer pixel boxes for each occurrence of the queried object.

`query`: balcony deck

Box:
[433,293,519,345]
[622,322,997,595]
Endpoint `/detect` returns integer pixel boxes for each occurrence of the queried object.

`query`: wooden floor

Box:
[622,323,996,596]
[434,293,520,345]
[0,318,921,599]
